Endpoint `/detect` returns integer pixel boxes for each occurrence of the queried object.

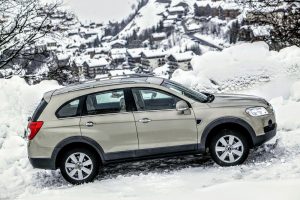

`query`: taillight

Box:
[27,121,44,140]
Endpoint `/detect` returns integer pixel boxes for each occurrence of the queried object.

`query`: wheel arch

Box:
[52,136,105,169]
[199,117,256,152]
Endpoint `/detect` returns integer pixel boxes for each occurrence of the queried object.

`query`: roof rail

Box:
[94,73,154,81]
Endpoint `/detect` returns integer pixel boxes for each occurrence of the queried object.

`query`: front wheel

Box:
[60,148,100,184]
[209,129,249,166]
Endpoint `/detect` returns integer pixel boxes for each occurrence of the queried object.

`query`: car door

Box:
[131,87,198,156]
[80,89,138,159]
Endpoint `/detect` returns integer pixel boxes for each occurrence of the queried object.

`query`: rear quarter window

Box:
[56,99,81,118]
[31,99,48,121]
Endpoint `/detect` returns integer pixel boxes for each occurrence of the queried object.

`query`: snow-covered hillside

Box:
[42,0,140,23]
[1,42,300,199]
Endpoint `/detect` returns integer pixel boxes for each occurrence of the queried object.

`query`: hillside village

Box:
[0,0,295,84]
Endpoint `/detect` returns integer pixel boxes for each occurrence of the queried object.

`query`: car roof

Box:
[44,74,166,101]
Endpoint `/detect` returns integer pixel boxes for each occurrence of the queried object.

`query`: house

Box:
[127,48,145,68]
[56,53,71,67]
[167,51,194,71]
[110,48,127,67]
[167,6,186,17]
[82,58,109,77]
[184,22,202,33]
[140,49,167,70]
[151,32,168,48]
[45,38,58,51]
[110,39,127,48]
[194,1,240,20]
[151,32,167,41]
[84,35,101,48]
[127,40,143,48]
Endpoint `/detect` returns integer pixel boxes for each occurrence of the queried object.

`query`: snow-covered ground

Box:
[1,42,300,199]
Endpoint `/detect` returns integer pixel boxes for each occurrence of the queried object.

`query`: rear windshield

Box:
[31,99,48,121]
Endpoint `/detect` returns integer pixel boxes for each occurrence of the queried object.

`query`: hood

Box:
[207,93,268,108]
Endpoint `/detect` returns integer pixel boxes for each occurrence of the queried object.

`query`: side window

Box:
[56,99,80,118]
[85,89,126,115]
[132,88,180,111]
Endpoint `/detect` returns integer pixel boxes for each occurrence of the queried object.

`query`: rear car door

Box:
[80,89,138,159]
[131,87,198,156]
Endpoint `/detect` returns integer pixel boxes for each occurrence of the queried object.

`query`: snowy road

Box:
[1,42,300,199]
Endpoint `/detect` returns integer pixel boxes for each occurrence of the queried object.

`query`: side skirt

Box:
[103,144,206,165]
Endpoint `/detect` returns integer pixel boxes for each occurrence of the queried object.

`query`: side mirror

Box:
[176,100,189,114]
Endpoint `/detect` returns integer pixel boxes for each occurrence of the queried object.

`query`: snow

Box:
[119,0,168,37]
[169,51,194,61]
[142,49,167,58]
[127,48,146,58]
[0,77,60,200]
[42,0,140,23]
[168,6,185,13]
[2,42,300,199]
[151,32,167,39]
[85,58,109,67]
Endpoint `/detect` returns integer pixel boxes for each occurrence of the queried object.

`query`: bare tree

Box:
[239,0,300,49]
[0,0,60,69]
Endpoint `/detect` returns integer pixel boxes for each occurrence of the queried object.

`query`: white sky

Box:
[41,0,138,23]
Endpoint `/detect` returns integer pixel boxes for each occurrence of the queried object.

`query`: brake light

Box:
[27,121,44,140]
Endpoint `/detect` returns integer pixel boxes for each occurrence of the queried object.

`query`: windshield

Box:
[162,80,209,103]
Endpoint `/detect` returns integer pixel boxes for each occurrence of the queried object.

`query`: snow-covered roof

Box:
[163,19,175,24]
[169,51,194,62]
[142,49,167,58]
[151,32,167,39]
[110,39,127,46]
[167,14,179,20]
[85,58,109,67]
[168,6,185,13]
[110,48,127,55]
[127,48,145,58]
[195,1,240,10]
[57,53,71,61]
[111,54,126,60]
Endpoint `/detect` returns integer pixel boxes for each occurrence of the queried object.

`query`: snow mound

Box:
[0,77,60,199]
[172,42,300,92]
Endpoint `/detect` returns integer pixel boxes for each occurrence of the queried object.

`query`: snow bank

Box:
[172,42,300,92]
[20,178,300,200]
[0,77,60,199]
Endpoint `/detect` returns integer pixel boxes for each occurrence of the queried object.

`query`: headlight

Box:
[246,107,268,117]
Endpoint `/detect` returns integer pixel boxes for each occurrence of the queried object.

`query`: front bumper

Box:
[252,123,277,146]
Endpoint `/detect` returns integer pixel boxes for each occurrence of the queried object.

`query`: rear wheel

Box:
[60,148,100,184]
[209,129,249,166]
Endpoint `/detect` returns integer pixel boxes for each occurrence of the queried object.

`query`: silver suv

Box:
[27,74,276,184]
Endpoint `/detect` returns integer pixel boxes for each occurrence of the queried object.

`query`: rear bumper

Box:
[252,123,277,147]
[29,157,56,170]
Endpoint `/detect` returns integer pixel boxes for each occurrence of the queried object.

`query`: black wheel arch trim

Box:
[198,116,256,152]
[51,136,106,169]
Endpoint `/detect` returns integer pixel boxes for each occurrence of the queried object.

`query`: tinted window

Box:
[57,99,80,118]
[132,88,180,111]
[32,98,48,121]
[85,89,126,115]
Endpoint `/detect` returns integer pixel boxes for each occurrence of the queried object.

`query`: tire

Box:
[60,148,100,184]
[209,129,249,166]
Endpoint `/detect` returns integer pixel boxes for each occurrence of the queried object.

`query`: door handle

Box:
[138,118,152,123]
[85,121,94,127]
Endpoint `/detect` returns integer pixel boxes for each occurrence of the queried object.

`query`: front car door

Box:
[131,87,198,156]
[80,88,138,160]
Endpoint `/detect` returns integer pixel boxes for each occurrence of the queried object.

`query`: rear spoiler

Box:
[43,89,56,103]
